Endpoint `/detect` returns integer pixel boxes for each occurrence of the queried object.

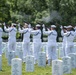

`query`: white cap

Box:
[60,26,63,29]
[24,23,28,25]
[51,25,56,28]
[0,23,2,25]
[64,26,67,28]
[24,23,28,27]
[36,24,40,27]
[12,23,16,26]
[42,24,45,28]
[67,25,72,28]
[28,24,31,28]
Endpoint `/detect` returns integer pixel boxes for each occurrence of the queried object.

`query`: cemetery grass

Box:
[0,54,76,75]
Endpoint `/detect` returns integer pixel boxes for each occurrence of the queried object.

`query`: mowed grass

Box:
[0,54,76,75]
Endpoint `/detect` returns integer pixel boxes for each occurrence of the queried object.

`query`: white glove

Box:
[47,28,50,31]
[28,24,31,28]
[60,25,63,29]
[3,22,6,26]
[74,26,76,30]
[18,23,20,27]
[42,24,45,28]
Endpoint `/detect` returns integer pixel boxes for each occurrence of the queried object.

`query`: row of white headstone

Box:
[1,42,76,75]
[3,42,76,59]
[10,53,76,75]
[11,53,46,75]
[52,53,76,75]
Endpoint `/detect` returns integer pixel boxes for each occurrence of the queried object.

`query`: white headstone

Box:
[42,43,46,52]
[23,57,26,63]
[26,55,34,72]
[8,51,15,66]
[5,48,8,58]
[62,56,71,74]
[3,42,7,57]
[68,53,76,69]
[74,53,76,68]
[74,45,76,53]
[38,52,46,67]
[11,58,22,75]
[18,50,23,60]
[2,42,6,54]
[30,44,33,55]
[16,46,22,56]
[59,47,64,58]
[0,55,2,71]
[52,60,63,75]
[56,48,59,59]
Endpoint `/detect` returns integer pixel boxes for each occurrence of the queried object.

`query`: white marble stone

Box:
[8,51,15,66]
[42,43,47,52]
[74,45,76,53]
[16,46,22,56]
[2,42,6,54]
[68,53,76,69]
[30,44,34,55]
[52,59,63,75]
[59,47,64,58]
[5,48,8,58]
[26,55,34,72]
[38,52,46,67]
[11,58,22,75]
[0,55,2,71]
[62,56,71,74]
[18,50,23,60]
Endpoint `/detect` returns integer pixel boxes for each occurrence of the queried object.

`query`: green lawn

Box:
[0,54,76,75]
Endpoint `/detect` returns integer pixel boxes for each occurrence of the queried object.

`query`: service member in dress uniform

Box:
[3,23,17,52]
[31,24,41,64]
[61,26,67,56]
[18,23,31,59]
[63,25,75,55]
[43,25,57,65]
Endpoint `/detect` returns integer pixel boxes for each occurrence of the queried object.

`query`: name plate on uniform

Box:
[11,58,22,75]
[62,56,71,74]
[0,55,2,71]
[52,60,63,75]
[38,52,46,67]
[26,55,34,72]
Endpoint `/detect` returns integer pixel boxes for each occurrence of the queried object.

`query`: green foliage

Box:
[0,0,76,25]
[1,0,76,41]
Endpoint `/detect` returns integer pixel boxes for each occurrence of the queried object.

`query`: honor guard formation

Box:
[0,22,76,75]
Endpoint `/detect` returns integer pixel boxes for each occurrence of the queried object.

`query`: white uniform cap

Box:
[24,23,28,25]
[12,23,16,26]
[67,25,72,28]
[0,23,2,25]
[28,24,31,28]
[51,25,56,28]
[36,24,41,27]
[64,26,67,28]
